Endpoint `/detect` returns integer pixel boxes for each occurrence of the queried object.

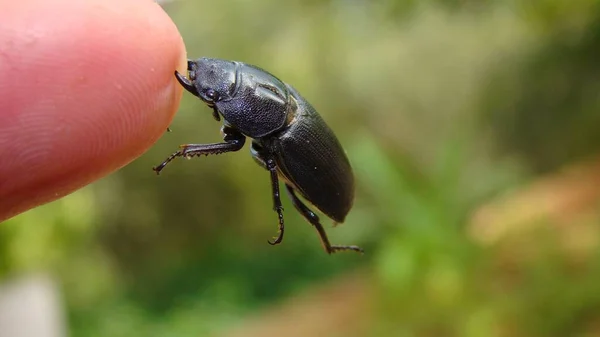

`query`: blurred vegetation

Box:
[2,0,600,336]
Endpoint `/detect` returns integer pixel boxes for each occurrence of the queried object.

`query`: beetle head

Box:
[175,58,238,106]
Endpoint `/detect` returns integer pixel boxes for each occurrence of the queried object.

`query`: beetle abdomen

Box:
[272,86,354,223]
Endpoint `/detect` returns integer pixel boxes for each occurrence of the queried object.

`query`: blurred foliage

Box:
[2,0,600,336]
[484,0,600,172]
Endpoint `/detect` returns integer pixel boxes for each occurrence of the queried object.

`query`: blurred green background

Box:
[3,0,600,336]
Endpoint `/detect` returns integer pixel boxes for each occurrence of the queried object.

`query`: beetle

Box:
[153,58,363,254]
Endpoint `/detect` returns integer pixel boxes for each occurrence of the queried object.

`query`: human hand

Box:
[0,0,186,221]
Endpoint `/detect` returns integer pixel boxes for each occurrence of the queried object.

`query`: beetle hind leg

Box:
[284,185,363,255]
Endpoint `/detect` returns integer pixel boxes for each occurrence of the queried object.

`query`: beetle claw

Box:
[267,233,283,246]
[152,163,166,175]
[268,210,285,246]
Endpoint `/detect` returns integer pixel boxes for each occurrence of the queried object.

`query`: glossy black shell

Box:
[263,85,355,223]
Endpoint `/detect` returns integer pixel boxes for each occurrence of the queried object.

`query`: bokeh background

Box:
[3,0,600,336]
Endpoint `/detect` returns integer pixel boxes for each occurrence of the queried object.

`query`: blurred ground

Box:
[219,156,600,337]
[2,0,600,336]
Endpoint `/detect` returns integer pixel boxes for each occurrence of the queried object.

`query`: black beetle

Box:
[153,58,363,254]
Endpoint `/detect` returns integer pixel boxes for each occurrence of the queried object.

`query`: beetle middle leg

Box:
[284,185,364,255]
[266,157,285,245]
[250,142,285,246]
[153,126,245,174]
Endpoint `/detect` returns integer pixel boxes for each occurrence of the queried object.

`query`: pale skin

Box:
[0,0,187,221]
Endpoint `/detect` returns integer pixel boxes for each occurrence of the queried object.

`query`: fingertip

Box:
[0,0,188,220]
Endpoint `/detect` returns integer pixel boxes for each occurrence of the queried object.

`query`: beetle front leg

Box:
[211,106,221,121]
[152,126,245,174]
[284,184,363,255]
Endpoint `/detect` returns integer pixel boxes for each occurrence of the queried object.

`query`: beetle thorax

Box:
[216,64,291,138]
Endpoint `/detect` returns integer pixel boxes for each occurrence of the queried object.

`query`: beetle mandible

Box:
[153,58,363,254]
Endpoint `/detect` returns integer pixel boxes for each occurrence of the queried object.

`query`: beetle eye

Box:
[205,89,219,101]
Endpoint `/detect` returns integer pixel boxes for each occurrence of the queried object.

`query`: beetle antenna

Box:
[187,60,195,70]
[174,71,199,96]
